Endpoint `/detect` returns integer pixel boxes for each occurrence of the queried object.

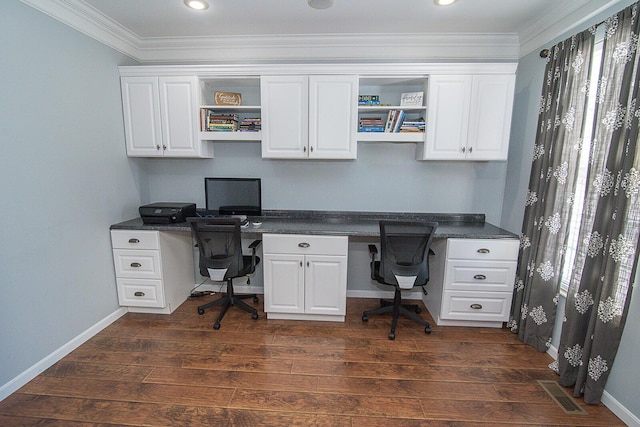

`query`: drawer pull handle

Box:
[477,248,490,254]
[134,291,145,297]
[470,303,483,310]
[128,238,140,244]
[130,262,142,268]
[473,274,487,280]
[300,261,303,267]
[298,242,310,248]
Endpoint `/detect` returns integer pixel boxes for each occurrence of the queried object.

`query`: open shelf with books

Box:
[199,77,262,141]
[357,77,428,143]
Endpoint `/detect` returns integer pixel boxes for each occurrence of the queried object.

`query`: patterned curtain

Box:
[509,29,595,351]
[555,4,640,404]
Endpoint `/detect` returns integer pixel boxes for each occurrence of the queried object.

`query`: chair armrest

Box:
[249,239,262,267]
[368,244,378,280]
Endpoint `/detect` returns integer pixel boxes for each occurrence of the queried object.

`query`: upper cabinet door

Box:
[308,75,358,159]
[421,74,515,161]
[158,76,201,157]
[121,77,163,157]
[423,75,472,160]
[261,76,309,158]
[261,75,357,159]
[466,75,515,161]
[120,76,212,158]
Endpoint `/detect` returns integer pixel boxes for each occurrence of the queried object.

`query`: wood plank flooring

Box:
[0,297,625,426]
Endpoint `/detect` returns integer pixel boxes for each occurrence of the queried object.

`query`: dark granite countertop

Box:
[111,210,517,240]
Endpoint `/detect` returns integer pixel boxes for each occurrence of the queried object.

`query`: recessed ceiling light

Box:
[184,0,209,10]
[434,0,457,5]
[308,0,333,10]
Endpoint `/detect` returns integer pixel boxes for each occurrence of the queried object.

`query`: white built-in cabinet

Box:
[120,76,213,158]
[118,64,516,161]
[419,74,515,161]
[263,234,348,321]
[424,238,519,327]
[260,75,358,159]
[111,230,195,314]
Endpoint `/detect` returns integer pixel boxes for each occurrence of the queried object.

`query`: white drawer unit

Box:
[424,238,518,327]
[110,229,194,314]
[263,234,348,322]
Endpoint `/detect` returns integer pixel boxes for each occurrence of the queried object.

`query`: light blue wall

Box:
[0,2,141,388]
[500,0,640,421]
[141,142,509,223]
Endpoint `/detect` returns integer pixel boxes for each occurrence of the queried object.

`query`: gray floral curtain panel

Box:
[509,29,595,351]
[555,4,640,404]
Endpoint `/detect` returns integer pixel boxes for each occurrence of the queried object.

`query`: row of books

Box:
[239,117,261,132]
[200,109,260,132]
[358,110,425,133]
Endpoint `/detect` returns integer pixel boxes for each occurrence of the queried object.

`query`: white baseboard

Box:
[0,307,127,402]
[602,391,640,427]
[547,345,638,426]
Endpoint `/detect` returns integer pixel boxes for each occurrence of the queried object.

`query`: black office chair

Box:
[362,220,437,340]
[188,218,261,329]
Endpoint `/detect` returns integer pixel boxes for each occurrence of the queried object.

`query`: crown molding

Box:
[20,0,140,58]
[135,33,520,63]
[519,0,626,57]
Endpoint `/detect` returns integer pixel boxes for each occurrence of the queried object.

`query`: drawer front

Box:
[116,278,165,308]
[111,230,160,250]
[113,249,161,279]
[445,260,516,292]
[447,238,519,261]
[441,290,512,322]
[263,234,348,256]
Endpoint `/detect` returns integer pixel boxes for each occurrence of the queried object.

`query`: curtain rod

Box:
[539,17,608,58]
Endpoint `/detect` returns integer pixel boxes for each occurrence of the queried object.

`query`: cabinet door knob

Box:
[461,147,466,153]
[307,261,310,267]
[128,238,140,244]
[477,248,490,254]
[299,261,303,267]
[469,146,473,153]
[470,303,483,310]
[310,146,314,152]
[156,145,161,150]
[130,262,142,268]
[473,274,487,280]
[303,146,307,153]
[298,242,310,248]
[134,291,145,297]
[162,145,167,150]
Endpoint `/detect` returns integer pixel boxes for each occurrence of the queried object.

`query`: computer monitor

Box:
[204,177,262,217]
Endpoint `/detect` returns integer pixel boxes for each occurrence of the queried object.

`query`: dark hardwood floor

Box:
[0,296,625,426]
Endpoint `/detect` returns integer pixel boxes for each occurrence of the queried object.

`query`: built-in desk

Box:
[110,211,518,325]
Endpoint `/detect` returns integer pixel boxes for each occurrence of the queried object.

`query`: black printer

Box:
[139,202,196,224]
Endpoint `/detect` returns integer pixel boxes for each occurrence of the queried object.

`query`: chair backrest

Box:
[378,220,438,288]
[188,218,244,279]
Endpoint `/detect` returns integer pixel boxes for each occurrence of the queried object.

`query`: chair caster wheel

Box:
[197,308,205,315]
[213,322,221,330]
[415,307,422,314]
[252,312,258,320]
[362,314,368,322]
[253,296,259,303]
[425,326,431,334]
[388,332,395,340]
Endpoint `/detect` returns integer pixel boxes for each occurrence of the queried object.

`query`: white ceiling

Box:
[22,0,623,63]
